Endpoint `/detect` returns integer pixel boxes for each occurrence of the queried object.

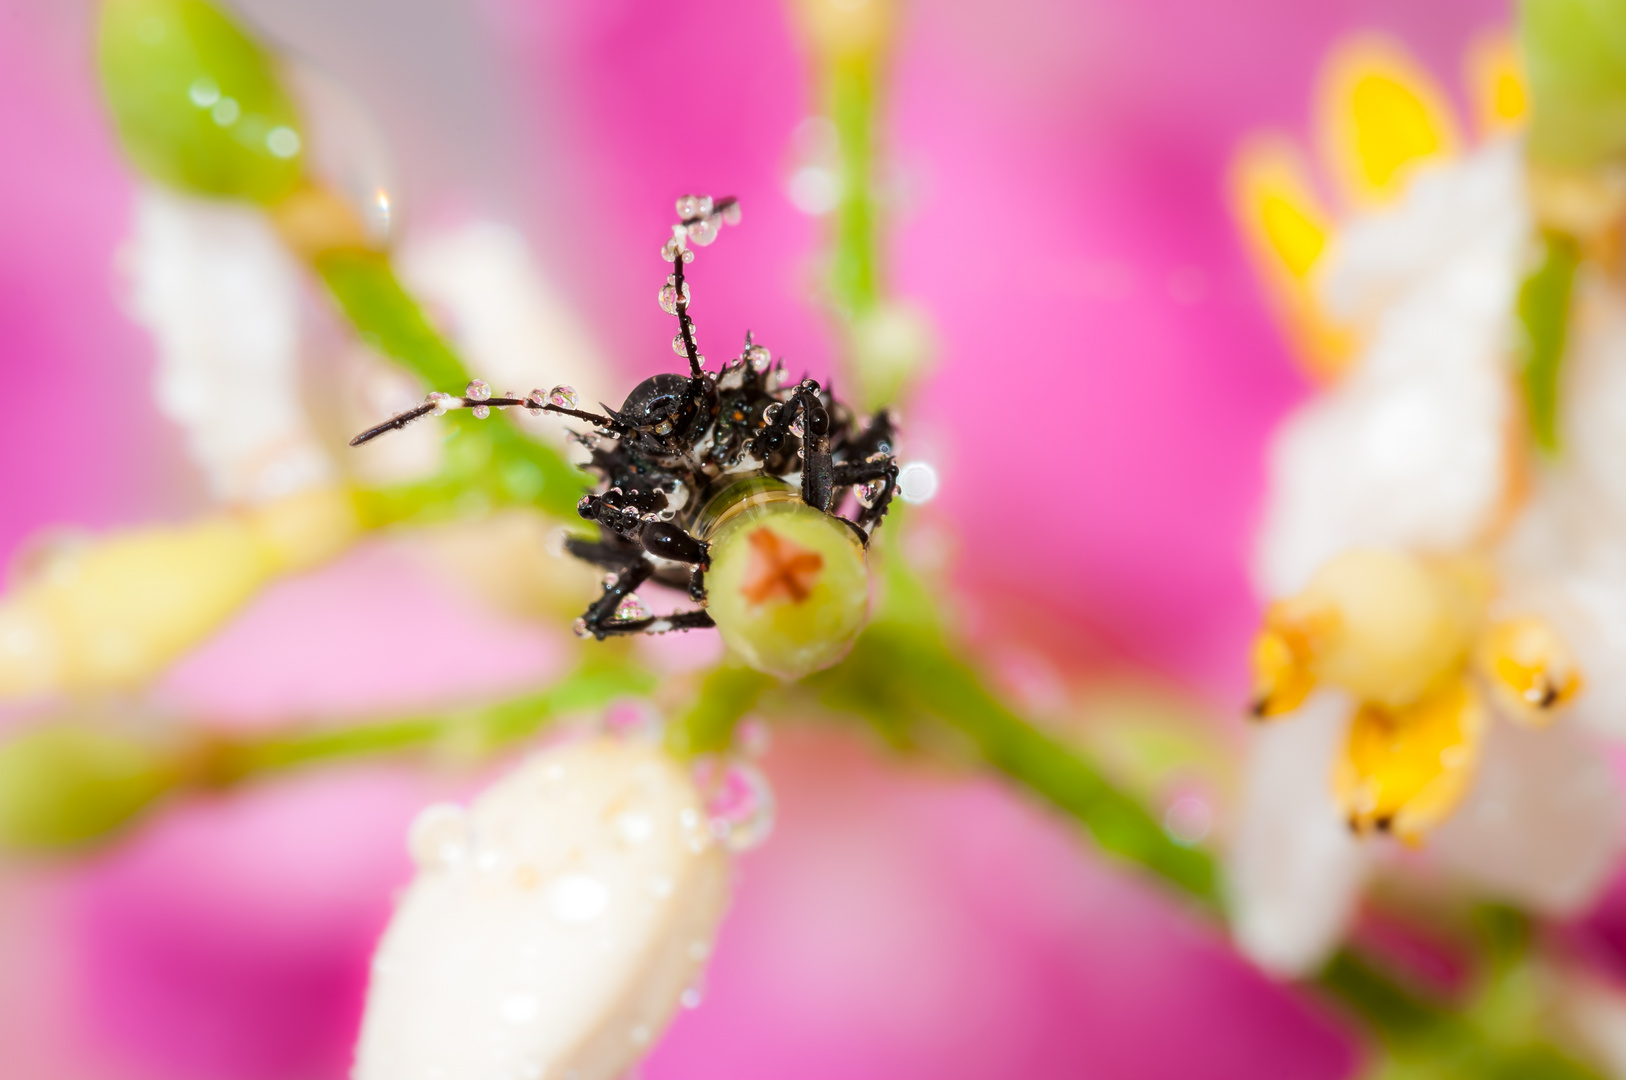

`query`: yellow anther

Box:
[1229,137,1355,379]
[1477,615,1582,727]
[1249,618,1318,720]
[1334,677,1485,843]
[1291,549,1482,710]
[1318,36,1460,205]
[1464,30,1527,137]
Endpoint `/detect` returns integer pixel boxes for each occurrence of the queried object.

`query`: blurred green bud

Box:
[705,487,871,681]
[1521,0,1626,168]
[0,725,174,851]
[98,0,304,202]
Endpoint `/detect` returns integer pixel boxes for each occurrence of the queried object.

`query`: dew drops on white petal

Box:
[547,873,610,924]
[693,758,776,852]
[465,380,492,402]
[407,803,471,871]
[629,1024,651,1046]
[896,461,939,504]
[615,594,650,622]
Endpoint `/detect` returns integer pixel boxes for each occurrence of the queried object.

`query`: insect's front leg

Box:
[791,384,835,512]
[577,557,655,639]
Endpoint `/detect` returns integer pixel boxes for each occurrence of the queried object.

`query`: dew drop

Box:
[572,617,591,639]
[660,236,684,263]
[426,391,452,417]
[407,803,470,871]
[745,344,771,372]
[896,462,939,504]
[615,594,650,621]
[763,403,782,424]
[855,479,885,508]
[548,385,579,410]
[692,758,776,853]
[673,333,691,357]
[472,404,491,420]
[547,873,610,924]
[465,380,493,402]
[687,217,719,246]
[720,201,742,225]
[680,981,705,1009]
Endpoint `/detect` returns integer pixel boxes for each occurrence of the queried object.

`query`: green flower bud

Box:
[704,485,870,680]
[1522,0,1626,168]
[0,725,174,851]
[98,0,304,202]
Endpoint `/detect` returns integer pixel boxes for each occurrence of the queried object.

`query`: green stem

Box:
[221,653,654,777]
[826,54,882,319]
[315,249,590,520]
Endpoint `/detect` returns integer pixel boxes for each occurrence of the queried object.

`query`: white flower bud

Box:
[354,737,731,1080]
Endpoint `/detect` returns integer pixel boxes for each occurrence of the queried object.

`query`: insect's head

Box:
[696,479,870,679]
[614,372,712,443]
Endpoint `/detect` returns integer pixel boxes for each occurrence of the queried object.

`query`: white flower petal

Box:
[354,738,731,1080]
[1497,477,1626,738]
[1255,143,1525,597]
[398,223,615,427]
[126,185,334,503]
[1228,693,1370,975]
[1431,716,1623,913]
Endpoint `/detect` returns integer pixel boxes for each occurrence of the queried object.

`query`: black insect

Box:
[351,195,900,642]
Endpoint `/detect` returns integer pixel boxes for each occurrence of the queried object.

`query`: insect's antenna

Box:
[661,195,740,380]
[349,381,625,447]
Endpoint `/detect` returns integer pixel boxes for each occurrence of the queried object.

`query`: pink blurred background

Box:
[0,0,1523,1077]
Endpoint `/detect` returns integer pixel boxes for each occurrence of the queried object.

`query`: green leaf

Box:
[98,0,304,202]
[1516,231,1579,454]
[1520,0,1626,168]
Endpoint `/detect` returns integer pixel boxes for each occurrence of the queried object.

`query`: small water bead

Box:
[788,416,804,437]
[471,405,491,419]
[692,758,776,853]
[426,391,453,417]
[672,333,690,357]
[547,872,610,924]
[762,403,782,424]
[572,617,591,639]
[407,802,471,871]
[548,385,578,409]
[686,217,719,246]
[896,462,940,504]
[745,344,771,371]
[660,236,684,262]
[679,978,705,1009]
[465,380,492,402]
[720,201,742,225]
[675,194,713,220]
[615,594,650,621]
[855,479,885,508]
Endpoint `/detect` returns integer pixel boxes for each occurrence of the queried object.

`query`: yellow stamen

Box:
[1229,137,1355,379]
[1249,611,1321,719]
[1318,36,1460,205]
[1464,30,1527,137]
[1293,549,1483,710]
[1335,678,1485,843]
[1477,615,1583,727]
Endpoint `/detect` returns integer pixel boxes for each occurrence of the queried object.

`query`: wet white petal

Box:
[126,186,334,503]
[354,738,731,1080]
[1432,716,1623,913]
[1228,693,1371,975]
[1255,143,1525,597]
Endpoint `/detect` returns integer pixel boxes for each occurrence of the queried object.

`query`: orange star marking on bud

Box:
[740,527,824,606]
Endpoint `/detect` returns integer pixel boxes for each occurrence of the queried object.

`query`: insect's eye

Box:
[704,501,870,679]
[621,373,691,423]
[808,405,829,436]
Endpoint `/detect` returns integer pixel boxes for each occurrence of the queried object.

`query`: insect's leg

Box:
[588,608,717,637]
[792,385,835,512]
[688,564,707,603]
[577,493,645,543]
[830,457,900,535]
[578,557,656,640]
[844,408,897,461]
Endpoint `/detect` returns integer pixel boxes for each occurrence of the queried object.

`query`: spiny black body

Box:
[350,195,901,641]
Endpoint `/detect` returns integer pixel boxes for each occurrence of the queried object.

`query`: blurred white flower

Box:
[125,185,336,504]
[354,736,733,1080]
[1228,38,1626,975]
